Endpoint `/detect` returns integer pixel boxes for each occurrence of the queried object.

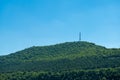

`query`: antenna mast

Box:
[79,32,81,41]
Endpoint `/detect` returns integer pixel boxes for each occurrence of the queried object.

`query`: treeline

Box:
[0,67,120,80]
[0,41,120,79]
[0,42,120,73]
[0,41,107,62]
[0,53,120,73]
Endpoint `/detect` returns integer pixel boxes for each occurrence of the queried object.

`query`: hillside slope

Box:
[0,41,107,61]
[0,41,120,73]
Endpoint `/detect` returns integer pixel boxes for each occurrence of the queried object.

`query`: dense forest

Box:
[0,41,120,80]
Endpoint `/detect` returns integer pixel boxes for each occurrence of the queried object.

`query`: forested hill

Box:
[1,41,107,61]
[0,41,120,80]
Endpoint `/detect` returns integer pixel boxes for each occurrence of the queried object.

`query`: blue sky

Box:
[0,0,120,55]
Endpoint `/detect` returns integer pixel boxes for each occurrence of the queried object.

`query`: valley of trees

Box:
[0,41,120,80]
[0,67,120,80]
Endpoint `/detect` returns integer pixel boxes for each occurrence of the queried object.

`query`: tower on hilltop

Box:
[79,32,81,41]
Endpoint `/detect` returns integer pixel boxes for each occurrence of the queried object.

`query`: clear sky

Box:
[0,0,120,55]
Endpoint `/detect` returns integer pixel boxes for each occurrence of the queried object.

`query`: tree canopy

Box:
[0,41,120,79]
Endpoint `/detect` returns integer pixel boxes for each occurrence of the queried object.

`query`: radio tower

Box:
[79,32,81,41]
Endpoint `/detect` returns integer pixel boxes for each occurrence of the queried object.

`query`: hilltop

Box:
[0,41,120,80]
[0,41,107,61]
[0,41,120,72]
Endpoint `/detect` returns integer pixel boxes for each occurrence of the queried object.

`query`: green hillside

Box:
[0,41,107,61]
[0,41,120,80]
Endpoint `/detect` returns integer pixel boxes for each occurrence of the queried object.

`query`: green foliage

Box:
[0,41,107,61]
[0,41,120,79]
[0,67,120,80]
